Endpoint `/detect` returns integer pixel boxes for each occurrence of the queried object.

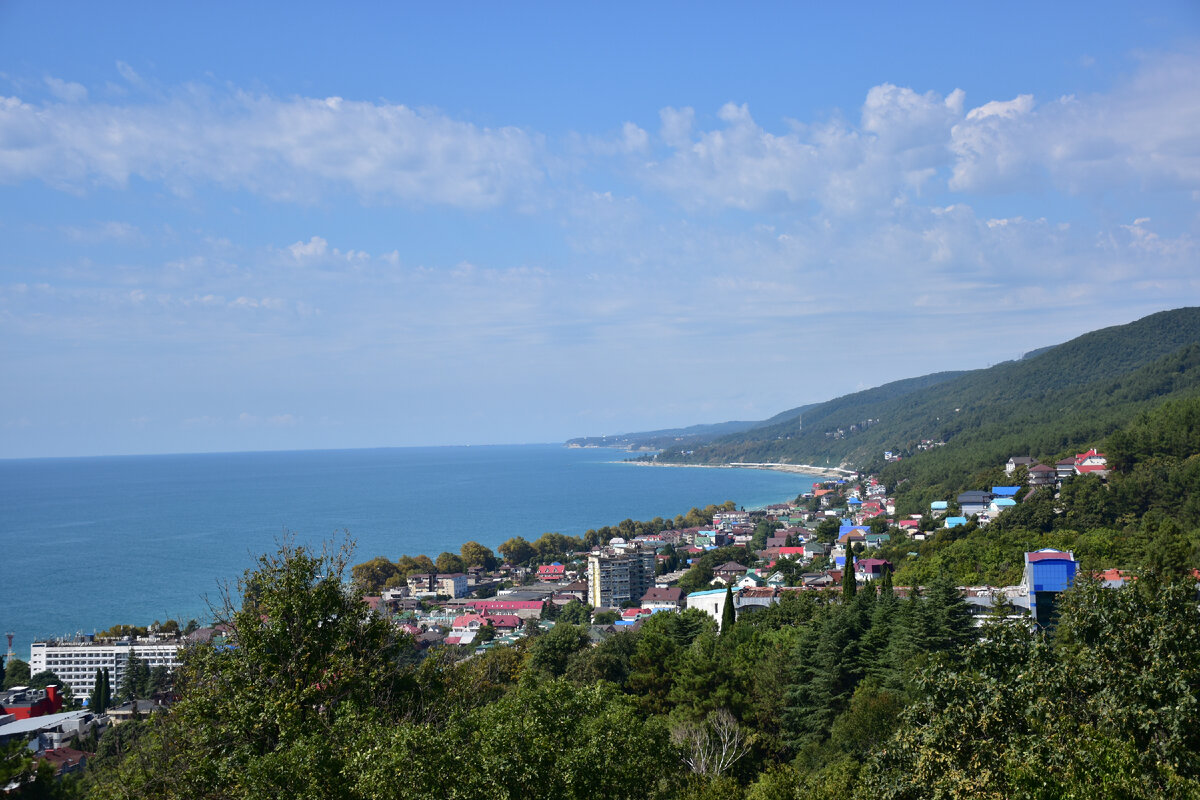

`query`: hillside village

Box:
[1,444,1117,757]
[343,446,1121,651]
[5,395,1199,800]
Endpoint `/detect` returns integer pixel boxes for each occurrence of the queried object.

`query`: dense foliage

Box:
[656,308,1200,477]
[77,535,1199,800]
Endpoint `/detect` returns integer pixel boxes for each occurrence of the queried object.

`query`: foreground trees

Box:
[84,531,1200,800]
[90,539,418,799]
[865,576,1200,799]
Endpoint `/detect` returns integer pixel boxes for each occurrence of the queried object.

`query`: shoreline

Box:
[620,459,855,479]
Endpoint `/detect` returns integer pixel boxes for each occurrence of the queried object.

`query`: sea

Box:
[0,444,820,660]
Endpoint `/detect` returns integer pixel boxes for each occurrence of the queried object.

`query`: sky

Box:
[2,2,1199,458]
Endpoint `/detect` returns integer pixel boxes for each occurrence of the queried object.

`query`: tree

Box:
[673,708,749,778]
[815,518,840,543]
[557,600,592,626]
[2,658,30,689]
[528,623,592,677]
[88,538,420,800]
[842,550,857,600]
[865,579,1200,798]
[89,668,106,711]
[396,554,436,579]
[721,587,736,632]
[121,653,150,701]
[592,610,620,625]
[345,679,680,800]
[460,541,498,571]
[498,536,537,565]
[351,556,402,593]
[435,551,465,574]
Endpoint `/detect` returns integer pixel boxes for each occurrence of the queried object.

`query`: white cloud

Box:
[658,106,695,148]
[288,236,328,260]
[0,86,543,207]
[114,61,144,88]
[61,221,141,243]
[640,50,1200,214]
[44,76,87,103]
[644,87,965,214]
[951,51,1200,194]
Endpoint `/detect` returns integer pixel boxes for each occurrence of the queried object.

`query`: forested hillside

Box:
[655,308,1200,480]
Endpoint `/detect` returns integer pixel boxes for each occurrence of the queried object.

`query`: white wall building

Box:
[29,639,183,700]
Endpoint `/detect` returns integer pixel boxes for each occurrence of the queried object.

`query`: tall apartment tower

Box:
[587,545,656,608]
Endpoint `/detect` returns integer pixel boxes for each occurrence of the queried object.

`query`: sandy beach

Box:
[623,459,854,479]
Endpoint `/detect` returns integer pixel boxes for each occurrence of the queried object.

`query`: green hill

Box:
[653,307,1200,501]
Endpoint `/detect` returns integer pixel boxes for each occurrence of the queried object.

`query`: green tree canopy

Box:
[435,551,465,574]
[2,658,30,689]
[459,541,498,571]
[498,536,537,565]
[88,538,420,800]
[351,556,402,594]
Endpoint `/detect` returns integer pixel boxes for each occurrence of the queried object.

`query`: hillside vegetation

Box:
[654,308,1200,493]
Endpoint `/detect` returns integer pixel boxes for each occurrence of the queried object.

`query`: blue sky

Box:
[2,2,1199,457]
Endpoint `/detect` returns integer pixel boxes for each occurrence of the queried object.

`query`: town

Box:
[1,445,1123,784]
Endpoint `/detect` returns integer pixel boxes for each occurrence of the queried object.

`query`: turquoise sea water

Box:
[0,444,820,659]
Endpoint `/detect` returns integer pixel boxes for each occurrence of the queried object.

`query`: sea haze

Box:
[0,444,820,658]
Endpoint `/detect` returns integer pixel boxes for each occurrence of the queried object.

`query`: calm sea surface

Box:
[0,444,819,659]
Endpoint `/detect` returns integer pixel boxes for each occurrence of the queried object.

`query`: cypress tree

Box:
[721,586,736,632]
[926,571,975,655]
[89,668,104,711]
[842,549,857,600]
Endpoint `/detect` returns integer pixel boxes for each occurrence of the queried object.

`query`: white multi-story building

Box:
[587,545,656,608]
[29,638,183,699]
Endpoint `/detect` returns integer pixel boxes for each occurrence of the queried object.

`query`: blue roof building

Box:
[1023,549,1078,627]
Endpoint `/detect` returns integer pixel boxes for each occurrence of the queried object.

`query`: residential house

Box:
[988,497,1017,516]
[640,586,684,611]
[437,573,469,598]
[712,561,748,585]
[1074,448,1109,478]
[1006,456,1037,475]
[1028,464,1057,486]
[957,491,994,517]
[735,570,767,589]
[855,558,893,580]
[407,573,436,596]
[686,588,733,630]
[536,563,567,582]
[468,599,544,619]
[804,542,828,560]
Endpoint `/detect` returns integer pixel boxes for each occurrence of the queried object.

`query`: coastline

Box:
[621,459,854,479]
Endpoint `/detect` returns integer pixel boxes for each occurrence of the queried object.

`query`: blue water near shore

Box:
[0,444,820,659]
